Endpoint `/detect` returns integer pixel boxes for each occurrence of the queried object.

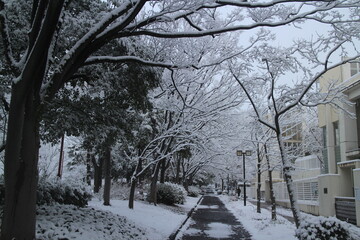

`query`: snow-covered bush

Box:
[187,185,201,197]
[295,217,350,240]
[37,178,92,207]
[156,182,186,205]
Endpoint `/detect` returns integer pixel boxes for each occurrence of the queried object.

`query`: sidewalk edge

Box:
[168,195,203,240]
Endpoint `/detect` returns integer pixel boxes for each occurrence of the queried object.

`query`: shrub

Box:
[295,217,350,240]
[156,182,186,205]
[37,178,92,207]
[187,185,201,197]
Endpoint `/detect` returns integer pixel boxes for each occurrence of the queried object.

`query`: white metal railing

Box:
[273,179,319,203]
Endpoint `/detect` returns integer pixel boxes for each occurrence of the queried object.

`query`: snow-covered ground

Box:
[35,194,360,240]
[221,196,298,240]
[89,197,200,239]
[36,196,200,240]
[220,195,360,240]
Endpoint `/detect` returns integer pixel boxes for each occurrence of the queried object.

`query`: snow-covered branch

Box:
[84,56,180,69]
[230,67,276,131]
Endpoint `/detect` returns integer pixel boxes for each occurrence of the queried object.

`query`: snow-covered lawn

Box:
[89,197,200,239]
[35,196,200,240]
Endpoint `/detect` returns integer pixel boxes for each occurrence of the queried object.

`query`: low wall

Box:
[318,174,341,217]
[276,200,319,216]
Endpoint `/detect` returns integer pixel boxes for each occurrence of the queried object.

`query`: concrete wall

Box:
[338,167,355,197]
[353,168,360,227]
[339,98,358,159]
[318,174,341,217]
[275,200,319,216]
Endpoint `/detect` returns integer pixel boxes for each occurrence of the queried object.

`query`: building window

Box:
[357,100,360,148]
[350,62,360,77]
[321,126,329,174]
[333,122,340,146]
[333,122,341,169]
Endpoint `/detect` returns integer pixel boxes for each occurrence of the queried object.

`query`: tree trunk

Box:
[128,158,142,209]
[264,144,277,221]
[183,177,190,191]
[257,147,262,213]
[268,169,277,221]
[103,147,111,206]
[1,1,65,238]
[149,161,161,205]
[93,157,103,193]
[1,87,40,240]
[175,155,181,184]
[276,133,300,228]
[86,151,92,186]
[128,176,137,209]
[160,159,165,183]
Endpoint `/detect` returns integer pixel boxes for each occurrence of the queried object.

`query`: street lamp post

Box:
[236,150,252,206]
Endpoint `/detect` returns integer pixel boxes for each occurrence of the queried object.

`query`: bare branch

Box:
[279,55,360,116]
[230,67,277,131]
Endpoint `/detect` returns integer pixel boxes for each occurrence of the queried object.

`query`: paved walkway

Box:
[177,195,252,240]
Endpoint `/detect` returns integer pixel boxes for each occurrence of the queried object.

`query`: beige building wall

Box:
[318,174,341,216]
[317,60,360,225]
[353,168,360,227]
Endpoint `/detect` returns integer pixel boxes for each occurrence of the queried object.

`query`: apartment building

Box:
[250,60,360,226]
[318,60,360,225]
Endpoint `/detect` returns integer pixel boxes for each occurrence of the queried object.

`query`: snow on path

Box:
[219,195,298,240]
[89,197,200,240]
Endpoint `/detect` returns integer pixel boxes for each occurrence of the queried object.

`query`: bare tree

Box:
[230,36,360,227]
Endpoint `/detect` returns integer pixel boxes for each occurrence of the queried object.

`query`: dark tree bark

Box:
[264,144,277,221]
[129,158,142,209]
[93,156,103,193]
[103,147,111,206]
[129,176,137,209]
[256,146,262,213]
[86,151,92,186]
[1,87,40,240]
[159,158,166,183]
[1,1,65,239]
[175,155,181,184]
[149,161,161,205]
[275,131,300,228]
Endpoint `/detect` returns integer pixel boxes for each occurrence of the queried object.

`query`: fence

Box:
[335,197,356,224]
[273,178,319,203]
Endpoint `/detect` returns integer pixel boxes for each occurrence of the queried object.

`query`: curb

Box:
[168,195,204,240]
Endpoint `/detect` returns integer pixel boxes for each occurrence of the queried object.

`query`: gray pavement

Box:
[177,195,252,240]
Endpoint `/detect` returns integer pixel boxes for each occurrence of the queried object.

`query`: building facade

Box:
[318,60,360,225]
[250,60,360,226]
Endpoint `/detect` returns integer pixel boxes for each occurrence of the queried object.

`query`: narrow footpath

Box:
[176,195,252,240]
